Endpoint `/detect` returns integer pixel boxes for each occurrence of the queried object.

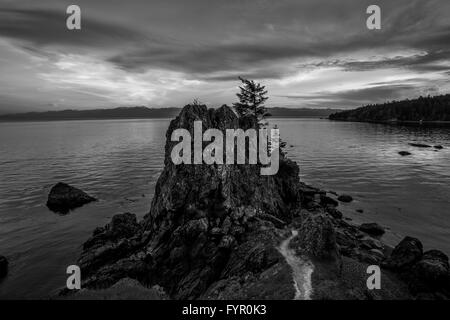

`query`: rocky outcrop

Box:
[74,104,302,299]
[0,255,8,278]
[73,103,450,300]
[47,182,96,214]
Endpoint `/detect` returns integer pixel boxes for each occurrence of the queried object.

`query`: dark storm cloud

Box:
[0,7,147,48]
[107,26,450,80]
[306,49,450,74]
[2,0,449,80]
[108,42,317,76]
[327,85,418,102]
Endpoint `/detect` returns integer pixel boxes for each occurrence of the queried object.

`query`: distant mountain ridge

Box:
[329,94,450,123]
[0,107,181,121]
[0,106,342,121]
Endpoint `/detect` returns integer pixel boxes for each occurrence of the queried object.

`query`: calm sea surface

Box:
[0,118,449,298]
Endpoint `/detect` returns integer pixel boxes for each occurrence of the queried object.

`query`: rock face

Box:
[140,104,303,299]
[0,255,8,278]
[47,182,96,213]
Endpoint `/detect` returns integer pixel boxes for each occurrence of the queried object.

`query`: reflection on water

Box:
[0,118,449,298]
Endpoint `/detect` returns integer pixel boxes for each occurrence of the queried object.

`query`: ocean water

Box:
[0,118,449,298]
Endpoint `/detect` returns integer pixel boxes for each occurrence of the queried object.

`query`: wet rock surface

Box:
[72,104,450,300]
[47,182,96,214]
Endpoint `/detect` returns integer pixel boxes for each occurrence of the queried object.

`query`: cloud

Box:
[301,50,450,74]
[277,82,445,108]
[0,7,148,50]
[0,0,449,111]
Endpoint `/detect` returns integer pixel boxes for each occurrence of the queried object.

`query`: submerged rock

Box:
[47,182,96,213]
[409,143,432,148]
[398,151,412,156]
[0,255,8,278]
[359,222,385,236]
[337,194,353,203]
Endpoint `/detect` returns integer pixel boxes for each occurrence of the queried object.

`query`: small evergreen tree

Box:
[233,77,270,126]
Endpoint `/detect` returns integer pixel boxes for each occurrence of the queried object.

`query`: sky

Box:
[0,0,449,114]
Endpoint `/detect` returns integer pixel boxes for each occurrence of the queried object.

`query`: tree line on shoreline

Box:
[329,94,450,122]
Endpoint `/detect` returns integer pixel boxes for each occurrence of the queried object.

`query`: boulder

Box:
[0,255,8,278]
[359,222,385,236]
[408,143,432,148]
[293,213,342,272]
[47,182,96,213]
[384,236,423,270]
[337,194,353,203]
[411,250,449,289]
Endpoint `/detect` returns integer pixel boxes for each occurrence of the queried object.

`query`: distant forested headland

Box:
[329,94,450,123]
[0,106,341,122]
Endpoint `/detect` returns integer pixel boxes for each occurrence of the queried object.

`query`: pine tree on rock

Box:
[233,77,270,127]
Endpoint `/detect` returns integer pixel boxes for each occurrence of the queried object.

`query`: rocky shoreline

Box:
[63,104,449,300]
